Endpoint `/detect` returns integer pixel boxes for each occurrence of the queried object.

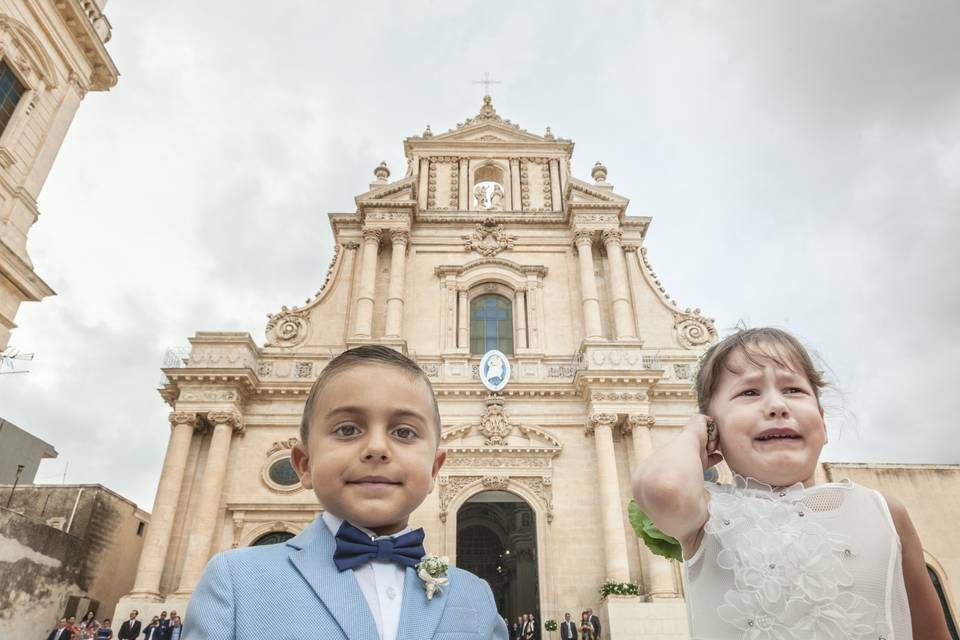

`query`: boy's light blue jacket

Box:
[182,516,509,640]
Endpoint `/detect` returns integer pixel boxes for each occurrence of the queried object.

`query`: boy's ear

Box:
[430,449,446,489]
[290,442,313,490]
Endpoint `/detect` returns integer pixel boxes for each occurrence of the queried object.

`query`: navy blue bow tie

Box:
[333,520,426,571]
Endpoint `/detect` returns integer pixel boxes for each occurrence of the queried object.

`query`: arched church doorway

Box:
[456,490,539,623]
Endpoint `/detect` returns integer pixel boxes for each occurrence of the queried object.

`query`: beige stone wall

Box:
[0,0,117,348]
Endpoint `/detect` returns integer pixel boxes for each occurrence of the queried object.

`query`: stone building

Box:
[0,484,149,639]
[0,415,57,483]
[117,97,959,638]
[0,0,118,349]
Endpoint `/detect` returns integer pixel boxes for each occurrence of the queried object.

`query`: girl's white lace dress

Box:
[682,476,912,639]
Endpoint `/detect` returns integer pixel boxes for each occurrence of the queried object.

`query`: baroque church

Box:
[116,96,960,639]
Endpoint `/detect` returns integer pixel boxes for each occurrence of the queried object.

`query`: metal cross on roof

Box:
[472,72,502,97]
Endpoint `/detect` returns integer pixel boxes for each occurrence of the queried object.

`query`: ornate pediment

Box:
[355,176,417,204]
[566,178,629,205]
[441,394,563,451]
[426,96,552,144]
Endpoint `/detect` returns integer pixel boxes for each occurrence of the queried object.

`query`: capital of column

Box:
[361,227,382,243]
[573,230,595,248]
[206,410,244,433]
[601,228,623,246]
[169,411,199,429]
[586,412,618,436]
[342,241,360,250]
[623,414,655,434]
[622,242,640,254]
[390,229,410,245]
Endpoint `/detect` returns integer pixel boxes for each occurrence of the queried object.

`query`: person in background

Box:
[117,611,140,640]
[142,616,161,640]
[96,618,114,640]
[157,612,170,637]
[560,612,578,640]
[47,617,72,640]
[162,616,183,640]
[79,611,97,640]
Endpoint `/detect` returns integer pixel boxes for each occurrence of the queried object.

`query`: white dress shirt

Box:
[322,512,409,640]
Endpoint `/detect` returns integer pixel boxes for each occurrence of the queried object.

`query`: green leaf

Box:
[628,499,683,562]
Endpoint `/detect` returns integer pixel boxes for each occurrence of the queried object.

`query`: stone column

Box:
[129,412,198,597]
[574,231,603,340]
[588,413,631,582]
[457,289,469,350]
[175,411,243,594]
[601,229,638,341]
[623,245,644,340]
[626,414,679,599]
[352,228,381,338]
[384,230,409,338]
[514,288,528,350]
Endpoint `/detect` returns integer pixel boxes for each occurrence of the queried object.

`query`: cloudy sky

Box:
[3,1,959,510]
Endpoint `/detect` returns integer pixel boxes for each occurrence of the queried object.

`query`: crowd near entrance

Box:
[456,490,540,624]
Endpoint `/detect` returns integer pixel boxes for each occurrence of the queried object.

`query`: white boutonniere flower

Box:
[416,554,449,600]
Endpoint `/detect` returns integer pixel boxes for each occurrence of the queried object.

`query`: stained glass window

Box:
[470,294,513,355]
[268,457,299,486]
[0,61,25,137]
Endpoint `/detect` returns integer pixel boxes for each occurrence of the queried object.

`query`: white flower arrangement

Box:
[599,579,641,599]
[416,554,450,600]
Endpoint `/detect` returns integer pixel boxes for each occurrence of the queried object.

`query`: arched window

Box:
[928,565,960,639]
[252,531,295,546]
[470,294,513,355]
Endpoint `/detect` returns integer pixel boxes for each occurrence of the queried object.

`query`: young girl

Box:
[631,327,950,639]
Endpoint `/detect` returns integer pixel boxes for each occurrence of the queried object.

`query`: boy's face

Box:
[708,346,826,487]
[292,363,445,536]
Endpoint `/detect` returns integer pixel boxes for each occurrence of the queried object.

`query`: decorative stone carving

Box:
[361,228,382,243]
[601,229,623,246]
[586,413,618,436]
[265,307,310,348]
[481,475,509,490]
[442,455,552,469]
[390,229,410,246]
[421,363,440,378]
[169,411,198,428]
[476,394,513,445]
[623,414,655,434]
[674,311,716,349]
[573,230,594,247]
[373,161,390,182]
[547,364,576,378]
[178,389,239,402]
[438,475,480,522]
[674,363,691,380]
[295,362,314,379]
[232,511,245,548]
[266,438,301,457]
[462,218,516,257]
[258,362,273,378]
[207,411,244,433]
[592,161,608,183]
[590,391,647,402]
[514,476,554,523]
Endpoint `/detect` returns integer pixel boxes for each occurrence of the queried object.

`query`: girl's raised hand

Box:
[683,414,724,471]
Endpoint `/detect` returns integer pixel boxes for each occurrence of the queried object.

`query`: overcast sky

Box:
[3,1,959,510]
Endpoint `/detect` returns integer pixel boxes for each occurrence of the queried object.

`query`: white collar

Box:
[321,511,413,540]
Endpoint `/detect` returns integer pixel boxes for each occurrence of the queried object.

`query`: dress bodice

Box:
[682,476,912,639]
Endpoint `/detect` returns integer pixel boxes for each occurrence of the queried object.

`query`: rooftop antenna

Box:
[472,72,502,98]
[0,346,33,375]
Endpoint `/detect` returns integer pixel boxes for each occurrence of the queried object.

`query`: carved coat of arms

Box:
[463,218,516,257]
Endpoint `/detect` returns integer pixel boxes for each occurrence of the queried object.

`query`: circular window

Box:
[268,457,299,486]
[262,451,303,493]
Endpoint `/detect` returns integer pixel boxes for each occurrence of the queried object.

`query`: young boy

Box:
[183,345,508,640]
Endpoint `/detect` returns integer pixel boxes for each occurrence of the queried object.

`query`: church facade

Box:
[116,97,960,638]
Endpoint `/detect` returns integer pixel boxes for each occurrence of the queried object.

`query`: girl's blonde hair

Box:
[694,327,826,414]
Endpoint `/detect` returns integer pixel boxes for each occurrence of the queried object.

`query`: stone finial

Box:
[373,161,390,182]
[544,126,555,140]
[592,161,608,183]
[423,125,433,138]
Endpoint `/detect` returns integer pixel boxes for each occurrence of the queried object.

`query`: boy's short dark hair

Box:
[299,345,442,445]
